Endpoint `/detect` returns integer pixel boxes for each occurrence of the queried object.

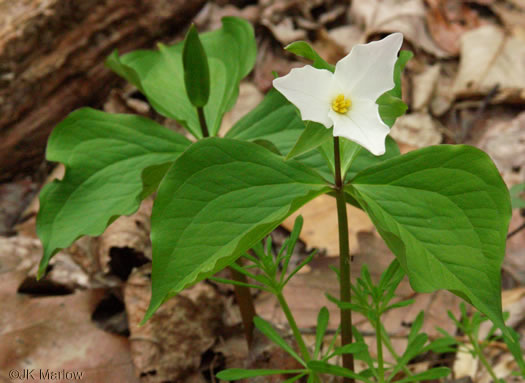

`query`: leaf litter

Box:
[1,0,525,382]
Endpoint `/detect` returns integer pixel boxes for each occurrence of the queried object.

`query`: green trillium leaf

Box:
[347,145,511,333]
[106,17,256,138]
[36,108,191,278]
[144,138,330,321]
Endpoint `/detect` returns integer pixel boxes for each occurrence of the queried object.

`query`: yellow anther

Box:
[332,94,352,114]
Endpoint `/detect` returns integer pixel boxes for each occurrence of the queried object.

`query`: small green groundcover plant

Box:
[36,17,525,382]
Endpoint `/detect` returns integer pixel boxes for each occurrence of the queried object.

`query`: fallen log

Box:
[0,0,205,181]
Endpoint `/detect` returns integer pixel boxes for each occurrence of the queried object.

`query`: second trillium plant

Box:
[35,17,524,382]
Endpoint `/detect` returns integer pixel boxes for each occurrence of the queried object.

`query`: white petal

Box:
[273,66,335,128]
[334,33,403,101]
[328,98,389,156]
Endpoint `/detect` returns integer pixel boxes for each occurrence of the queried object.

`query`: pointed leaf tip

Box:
[182,24,210,108]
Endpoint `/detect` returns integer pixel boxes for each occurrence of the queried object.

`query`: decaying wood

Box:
[0,0,205,181]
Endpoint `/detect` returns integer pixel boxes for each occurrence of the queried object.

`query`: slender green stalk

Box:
[376,311,385,383]
[468,333,499,383]
[276,292,311,362]
[230,263,256,348]
[333,136,355,382]
[197,106,209,137]
[380,324,412,377]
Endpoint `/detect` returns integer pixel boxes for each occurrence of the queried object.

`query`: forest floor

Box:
[1,0,525,382]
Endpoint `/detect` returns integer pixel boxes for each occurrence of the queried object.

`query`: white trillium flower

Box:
[273,33,403,156]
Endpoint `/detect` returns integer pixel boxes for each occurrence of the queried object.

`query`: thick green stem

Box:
[230,261,256,349]
[276,292,311,362]
[197,106,209,138]
[334,137,355,382]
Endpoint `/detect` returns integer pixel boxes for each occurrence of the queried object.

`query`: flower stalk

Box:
[276,292,311,362]
[197,107,209,138]
[334,136,355,382]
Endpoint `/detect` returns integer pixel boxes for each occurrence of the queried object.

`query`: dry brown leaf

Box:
[282,194,374,256]
[478,287,525,339]
[0,235,94,290]
[262,16,307,45]
[491,2,525,35]
[98,197,153,279]
[503,210,525,287]
[350,0,451,58]
[475,111,525,186]
[0,268,138,382]
[430,63,455,116]
[453,344,479,380]
[326,25,363,54]
[0,179,36,236]
[195,3,260,31]
[15,164,65,238]
[312,29,348,65]
[103,85,151,117]
[425,0,485,55]
[480,353,523,383]
[453,25,525,102]
[254,40,302,92]
[124,265,223,383]
[390,113,442,148]
[412,64,441,111]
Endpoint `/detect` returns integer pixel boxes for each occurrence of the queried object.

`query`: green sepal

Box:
[285,41,335,72]
[377,50,412,127]
[286,122,332,160]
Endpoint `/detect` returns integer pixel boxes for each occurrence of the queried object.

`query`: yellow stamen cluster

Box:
[332,94,351,114]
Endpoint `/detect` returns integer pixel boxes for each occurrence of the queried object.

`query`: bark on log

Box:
[0,0,205,181]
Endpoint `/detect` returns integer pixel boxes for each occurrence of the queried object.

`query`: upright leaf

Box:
[347,145,511,332]
[182,24,210,108]
[37,108,191,277]
[106,17,256,137]
[145,138,330,320]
